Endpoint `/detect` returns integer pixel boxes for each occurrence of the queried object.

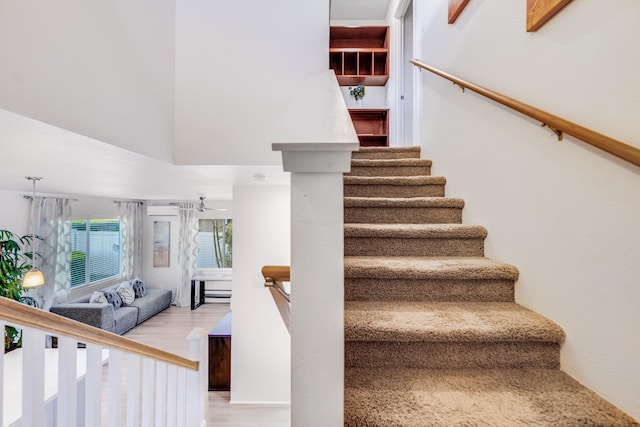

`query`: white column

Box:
[187,327,207,427]
[273,142,357,427]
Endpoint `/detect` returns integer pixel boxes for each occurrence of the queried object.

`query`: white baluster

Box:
[127,354,141,427]
[141,357,155,427]
[108,349,124,427]
[58,336,78,427]
[176,367,187,427]
[187,370,199,427]
[22,327,45,427]
[85,343,103,426]
[0,321,4,427]
[166,364,178,427]
[155,362,167,426]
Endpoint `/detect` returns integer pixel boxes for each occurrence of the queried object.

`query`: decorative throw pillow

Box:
[116,281,135,305]
[89,291,107,304]
[103,290,122,310]
[131,278,147,298]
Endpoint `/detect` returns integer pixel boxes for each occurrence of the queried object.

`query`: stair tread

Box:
[344,196,464,207]
[345,368,639,426]
[345,223,487,239]
[351,158,432,167]
[345,256,519,280]
[345,301,564,343]
[344,175,445,185]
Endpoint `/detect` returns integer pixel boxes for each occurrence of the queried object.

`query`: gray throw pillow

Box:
[103,290,122,310]
[131,278,147,298]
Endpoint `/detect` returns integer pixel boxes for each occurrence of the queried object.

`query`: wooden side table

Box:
[208,312,232,391]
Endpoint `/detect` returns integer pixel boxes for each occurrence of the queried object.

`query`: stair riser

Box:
[345,184,444,198]
[346,166,431,177]
[352,151,420,160]
[346,341,561,369]
[345,278,514,302]
[345,207,462,224]
[345,237,484,257]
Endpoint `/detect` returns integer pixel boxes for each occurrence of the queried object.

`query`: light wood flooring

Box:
[123,301,291,426]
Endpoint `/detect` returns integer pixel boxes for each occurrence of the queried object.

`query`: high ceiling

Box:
[0,1,392,203]
[0,109,288,202]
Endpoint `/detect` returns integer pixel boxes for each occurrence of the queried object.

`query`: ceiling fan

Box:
[195,196,228,213]
[177,197,228,213]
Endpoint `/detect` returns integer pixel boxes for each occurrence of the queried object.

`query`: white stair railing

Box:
[0,296,207,427]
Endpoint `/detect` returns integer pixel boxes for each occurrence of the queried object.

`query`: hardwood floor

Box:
[123,302,291,426]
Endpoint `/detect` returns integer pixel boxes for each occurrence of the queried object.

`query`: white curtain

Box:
[116,201,143,281]
[175,203,198,307]
[31,197,72,311]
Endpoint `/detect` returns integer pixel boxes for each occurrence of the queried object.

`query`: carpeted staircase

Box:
[343,146,638,426]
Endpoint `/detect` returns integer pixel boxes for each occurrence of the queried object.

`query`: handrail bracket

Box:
[453,82,465,93]
[264,277,291,303]
[541,123,563,141]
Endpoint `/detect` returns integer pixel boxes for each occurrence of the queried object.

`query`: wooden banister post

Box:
[273,140,358,427]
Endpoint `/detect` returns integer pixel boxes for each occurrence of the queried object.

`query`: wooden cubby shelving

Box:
[330,26,389,86]
[348,108,389,147]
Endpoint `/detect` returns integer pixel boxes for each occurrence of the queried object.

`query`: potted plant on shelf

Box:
[0,229,33,352]
[349,85,366,106]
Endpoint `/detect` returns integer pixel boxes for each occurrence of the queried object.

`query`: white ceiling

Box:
[0,109,289,202]
[331,0,393,20]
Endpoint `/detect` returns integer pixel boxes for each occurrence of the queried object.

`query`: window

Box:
[71,219,121,287]
[196,219,232,269]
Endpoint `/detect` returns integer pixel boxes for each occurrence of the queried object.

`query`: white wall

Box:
[0,190,31,236]
[72,197,118,219]
[0,191,121,237]
[231,186,291,403]
[340,87,387,109]
[174,0,330,165]
[414,0,640,419]
[0,0,176,162]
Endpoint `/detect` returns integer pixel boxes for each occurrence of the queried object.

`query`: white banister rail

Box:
[0,296,207,427]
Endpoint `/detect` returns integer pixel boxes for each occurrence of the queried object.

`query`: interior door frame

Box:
[393,0,415,147]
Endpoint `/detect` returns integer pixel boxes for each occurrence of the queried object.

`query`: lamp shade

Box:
[23,268,45,288]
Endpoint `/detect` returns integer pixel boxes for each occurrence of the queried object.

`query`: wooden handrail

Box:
[261,265,290,283]
[262,265,291,333]
[410,59,640,168]
[0,297,198,371]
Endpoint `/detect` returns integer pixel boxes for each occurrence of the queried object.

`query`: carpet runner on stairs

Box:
[343,146,638,426]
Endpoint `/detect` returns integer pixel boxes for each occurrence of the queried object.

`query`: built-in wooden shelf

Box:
[349,108,389,147]
[330,26,389,86]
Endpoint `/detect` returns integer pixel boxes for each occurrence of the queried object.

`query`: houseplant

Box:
[349,85,366,104]
[0,229,33,352]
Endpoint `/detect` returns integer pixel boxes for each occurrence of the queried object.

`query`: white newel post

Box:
[187,327,207,427]
[273,142,358,427]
